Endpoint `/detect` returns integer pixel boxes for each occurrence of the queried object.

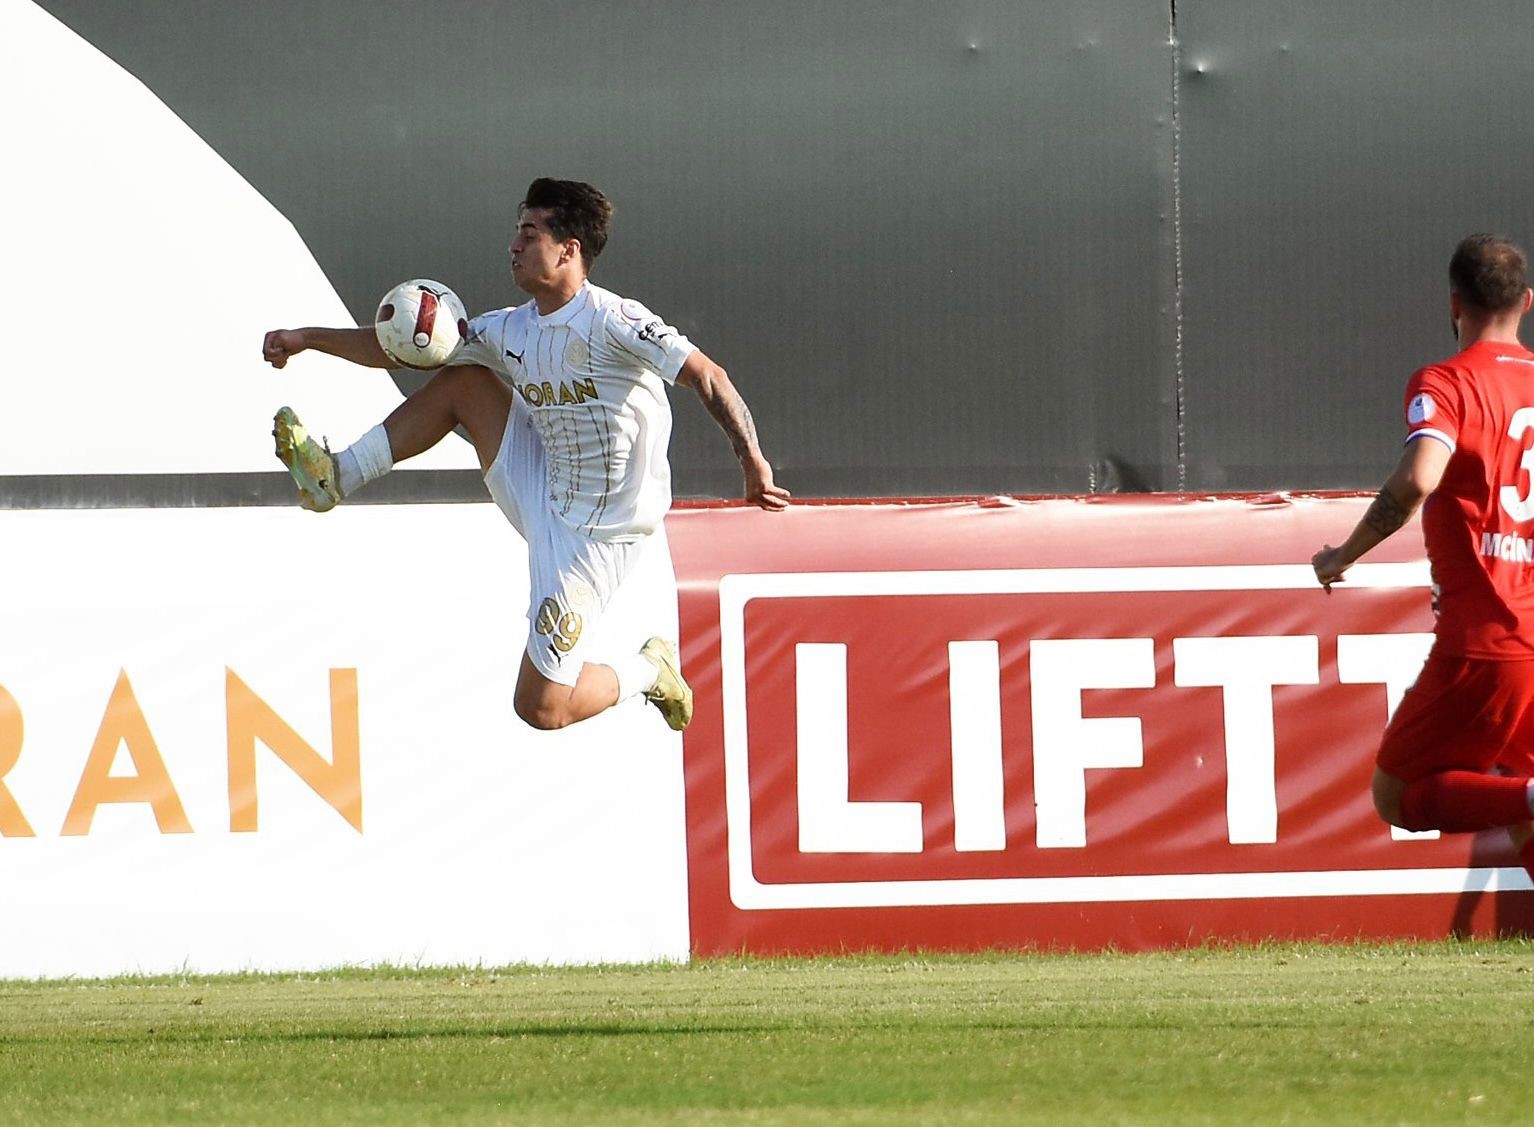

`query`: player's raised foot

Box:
[640,637,693,731]
[272,407,342,513]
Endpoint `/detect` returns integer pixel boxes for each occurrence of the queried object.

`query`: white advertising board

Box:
[0,506,689,977]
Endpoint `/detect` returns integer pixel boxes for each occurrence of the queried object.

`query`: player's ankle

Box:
[337,424,393,496]
[614,652,660,701]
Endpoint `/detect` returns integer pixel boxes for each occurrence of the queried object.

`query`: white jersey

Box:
[451,282,696,541]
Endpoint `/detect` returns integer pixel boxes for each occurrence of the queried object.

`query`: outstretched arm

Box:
[676,351,790,512]
[1312,436,1451,588]
[262,326,393,370]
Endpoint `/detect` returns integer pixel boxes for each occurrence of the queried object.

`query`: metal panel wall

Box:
[1175,0,1534,490]
[31,0,1178,497]
[29,1,1534,498]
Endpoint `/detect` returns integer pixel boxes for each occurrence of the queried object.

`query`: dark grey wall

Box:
[32,0,1176,498]
[30,0,1534,499]
[1176,0,1534,490]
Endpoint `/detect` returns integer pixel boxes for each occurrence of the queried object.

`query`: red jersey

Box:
[1406,339,1534,657]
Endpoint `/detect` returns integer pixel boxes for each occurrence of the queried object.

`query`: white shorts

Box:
[483,405,673,687]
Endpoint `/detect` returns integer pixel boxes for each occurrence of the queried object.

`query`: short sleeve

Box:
[445,312,503,371]
[599,298,696,384]
[1403,365,1461,453]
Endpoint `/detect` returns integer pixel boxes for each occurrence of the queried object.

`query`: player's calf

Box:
[510,642,693,732]
[1394,769,1534,833]
[513,658,618,731]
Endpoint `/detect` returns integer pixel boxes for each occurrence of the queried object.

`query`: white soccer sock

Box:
[613,652,660,701]
[336,424,394,498]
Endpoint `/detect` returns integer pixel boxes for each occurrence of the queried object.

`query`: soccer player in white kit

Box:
[261,178,789,732]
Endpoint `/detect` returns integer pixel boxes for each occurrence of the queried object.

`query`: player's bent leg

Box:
[511,640,693,732]
[1373,655,1534,833]
[382,363,513,472]
[1395,769,1534,833]
[513,652,620,731]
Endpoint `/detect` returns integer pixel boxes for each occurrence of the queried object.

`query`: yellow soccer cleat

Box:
[272,406,342,513]
[641,637,693,731]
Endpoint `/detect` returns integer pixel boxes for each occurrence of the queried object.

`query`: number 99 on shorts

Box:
[535,597,584,654]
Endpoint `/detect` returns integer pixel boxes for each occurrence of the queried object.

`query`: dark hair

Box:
[1450,234,1528,312]
[521,178,613,270]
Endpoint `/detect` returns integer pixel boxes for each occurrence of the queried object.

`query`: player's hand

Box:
[1311,544,1350,591]
[262,329,307,369]
[744,458,790,512]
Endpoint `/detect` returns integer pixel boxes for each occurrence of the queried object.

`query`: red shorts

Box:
[1376,650,1534,781]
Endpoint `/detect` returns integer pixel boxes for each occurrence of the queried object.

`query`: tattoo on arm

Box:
[702,382,760,462]
[1363,487,1410,539]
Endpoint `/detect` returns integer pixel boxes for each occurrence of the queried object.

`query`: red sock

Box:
[1397,771,1532,833]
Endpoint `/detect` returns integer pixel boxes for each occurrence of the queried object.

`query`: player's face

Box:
[509,208,573,293]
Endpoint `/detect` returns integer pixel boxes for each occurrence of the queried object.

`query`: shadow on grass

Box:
[0,1014,1355,1047]
[0,1023,787,1047]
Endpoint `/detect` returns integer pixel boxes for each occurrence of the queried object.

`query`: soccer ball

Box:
[374,279,469,369]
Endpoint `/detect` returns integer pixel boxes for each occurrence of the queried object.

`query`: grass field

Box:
[2,942,1531,1125]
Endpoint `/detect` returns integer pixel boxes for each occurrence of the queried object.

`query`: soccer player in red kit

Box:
[1313,234,1534,870]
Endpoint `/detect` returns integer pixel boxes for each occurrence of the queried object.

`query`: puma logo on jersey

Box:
[505,348,524,364]
[517,377,599,407]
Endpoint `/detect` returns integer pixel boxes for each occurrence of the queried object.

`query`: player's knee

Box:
[513,678,579,731]
[514,696,573,731]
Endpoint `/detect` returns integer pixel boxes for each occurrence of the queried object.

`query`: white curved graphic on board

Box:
[0,0,476,475]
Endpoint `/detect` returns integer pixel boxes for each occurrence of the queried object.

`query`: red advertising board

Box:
[668,494,1534,954]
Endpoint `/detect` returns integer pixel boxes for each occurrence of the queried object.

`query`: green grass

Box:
[1,943,1531,1124]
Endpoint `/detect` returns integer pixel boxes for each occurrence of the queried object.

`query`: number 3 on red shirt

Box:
[1499,407,1534,522]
